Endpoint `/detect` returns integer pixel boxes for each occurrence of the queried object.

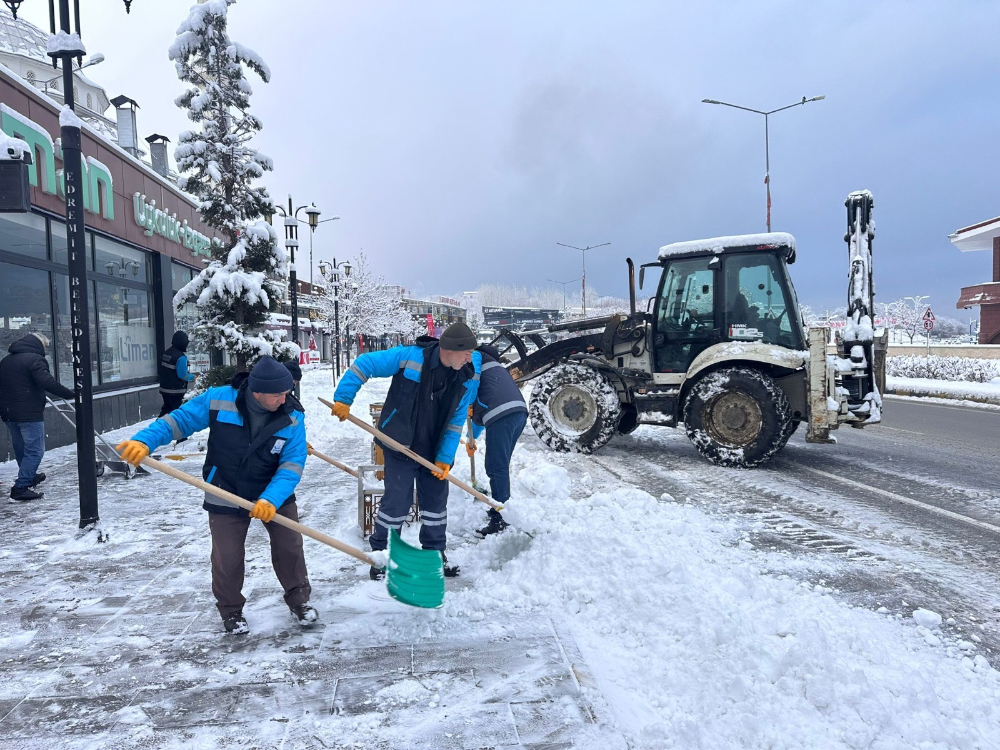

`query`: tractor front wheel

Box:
[529,363,621,453]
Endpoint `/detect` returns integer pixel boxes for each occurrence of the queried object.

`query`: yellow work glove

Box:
[250,499,277,522]
[116,440,149,467]
[467,405,474,418]
[466,439,477,457]
[432,461,451,481]
[331,401,351,421]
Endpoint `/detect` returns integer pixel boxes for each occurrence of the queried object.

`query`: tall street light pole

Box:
[556,242,610,317]
[319,259,352,382]
[12,0,134,539]
[303,205,339,288]
[547,277,581,312]
[702,95,825,232]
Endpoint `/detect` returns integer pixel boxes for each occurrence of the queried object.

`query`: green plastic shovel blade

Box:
[385,529,445,608]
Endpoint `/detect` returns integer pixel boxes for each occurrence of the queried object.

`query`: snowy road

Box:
[583,395,1000,666]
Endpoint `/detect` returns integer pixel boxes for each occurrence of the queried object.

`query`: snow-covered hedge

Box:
[886,355,1000,383]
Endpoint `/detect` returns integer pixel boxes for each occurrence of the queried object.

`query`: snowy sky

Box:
[16,0,998,315]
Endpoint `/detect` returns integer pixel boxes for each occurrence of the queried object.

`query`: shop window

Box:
[0,262,55,372]
[50,221,95,269]
[0,213,47,260]
[95,282,156,383]
[52,273,99,387]
[171,260,209,372]
[95,236,150,283]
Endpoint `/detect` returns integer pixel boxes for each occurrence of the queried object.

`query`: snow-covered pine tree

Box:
[169,0,295,374]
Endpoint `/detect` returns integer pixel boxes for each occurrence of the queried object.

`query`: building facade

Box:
[401,295,467,335]
[949,217,1000,344]
[0,64,220,459]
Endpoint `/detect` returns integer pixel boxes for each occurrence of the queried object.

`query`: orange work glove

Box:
[331,402,351,421]
[465,439,477,457]
[116,440,149,467]
[467,405,474,418]
[432,461,451,480]
[250,499,277,522]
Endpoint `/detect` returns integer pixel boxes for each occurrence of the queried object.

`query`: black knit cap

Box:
[439,322,477,351]
[248,355,294,394]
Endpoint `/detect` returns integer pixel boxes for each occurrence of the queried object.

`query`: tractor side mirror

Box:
[639,267,645,290]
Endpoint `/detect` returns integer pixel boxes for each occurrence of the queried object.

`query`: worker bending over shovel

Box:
[466,344,527,537]
[117,356,316,635]
[331,322,481,579]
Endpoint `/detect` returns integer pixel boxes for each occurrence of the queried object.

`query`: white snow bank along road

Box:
[443,452,1000,748]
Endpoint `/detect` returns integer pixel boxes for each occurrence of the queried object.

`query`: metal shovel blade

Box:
[385,529,445,609]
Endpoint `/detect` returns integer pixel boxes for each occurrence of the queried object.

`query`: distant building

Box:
[481,306,560,330]
[402,296,466,336]
[949,217,1000,343]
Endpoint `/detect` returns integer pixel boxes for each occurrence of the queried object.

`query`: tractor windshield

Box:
[723,252,803,350]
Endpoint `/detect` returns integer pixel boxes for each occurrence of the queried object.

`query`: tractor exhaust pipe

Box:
[626,257,636,319]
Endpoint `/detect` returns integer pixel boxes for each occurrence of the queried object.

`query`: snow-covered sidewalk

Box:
[887,375,1000,406]
[0,365,998,749]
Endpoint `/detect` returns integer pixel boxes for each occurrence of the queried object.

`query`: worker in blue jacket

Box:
[331,322,481,579]
[465,344,527,537]
[158,330,196,417]
[117,356,315,635]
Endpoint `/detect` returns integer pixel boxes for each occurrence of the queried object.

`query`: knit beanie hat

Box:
[283,360,302,382]
[439,322,477,351]
[248,356,294,394]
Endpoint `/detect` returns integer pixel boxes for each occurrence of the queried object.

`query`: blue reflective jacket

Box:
[334,339,480,465]
[132,376,306,514]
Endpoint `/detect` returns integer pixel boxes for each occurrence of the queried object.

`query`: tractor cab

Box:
[644,233,804,376]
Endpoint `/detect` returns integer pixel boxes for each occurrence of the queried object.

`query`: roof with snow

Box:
[658,232,796,261]
[949,216,1000,253]
[0,9,51,65]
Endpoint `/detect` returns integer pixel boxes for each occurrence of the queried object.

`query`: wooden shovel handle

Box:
[140,456,375,566]
[307,445,359,478]
[319,397,502,511]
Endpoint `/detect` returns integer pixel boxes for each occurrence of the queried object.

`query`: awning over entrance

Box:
[949,216,1000,253]
[956,282,1000,309]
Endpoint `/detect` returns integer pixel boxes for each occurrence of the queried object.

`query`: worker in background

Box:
[465,344,527,537]
[330,322,481,579]
[158,330,196,417]
[117,356,316,635]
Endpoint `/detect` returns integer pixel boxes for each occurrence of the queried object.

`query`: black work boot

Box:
[29,472,46,487]
[9,486,43,502]
[291,603,319,627]
[476,509,509,538]
[223,611,249,634]
[369,566,386,581]
[440,552,460,578]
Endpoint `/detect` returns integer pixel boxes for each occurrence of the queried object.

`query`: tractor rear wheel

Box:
[683,366,791,468]
[529,363,621,453]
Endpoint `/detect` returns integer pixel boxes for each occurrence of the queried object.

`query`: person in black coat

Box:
[0,332,74,501]
[158,330,196,417]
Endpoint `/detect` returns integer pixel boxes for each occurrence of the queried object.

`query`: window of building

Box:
[52,273,99,387]
[0,262,55,372]
[95,235,150,283]
[25,70,35,85]
[171,260,209,372]
[95,282,156,383]
[0,212,47,260]
[86,92,92,109]
[50,220,95,268]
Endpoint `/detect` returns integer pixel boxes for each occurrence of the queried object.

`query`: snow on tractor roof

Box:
[658,232,796,260]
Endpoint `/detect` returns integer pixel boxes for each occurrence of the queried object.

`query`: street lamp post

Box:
[555,243,610,317]
[8,0,135,538]
[303,204,339,288]
[547,277,581,312]
[702,95,825,232]
[319,259,352,382]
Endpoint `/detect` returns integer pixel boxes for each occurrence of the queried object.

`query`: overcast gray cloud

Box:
[18,0,999,318]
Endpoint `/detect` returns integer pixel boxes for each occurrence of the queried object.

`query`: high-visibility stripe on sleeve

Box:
[278,462,303,477]
[162,413,183,440]
[349,364,368,383]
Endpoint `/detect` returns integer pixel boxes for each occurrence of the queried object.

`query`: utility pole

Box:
[556,243,610,317]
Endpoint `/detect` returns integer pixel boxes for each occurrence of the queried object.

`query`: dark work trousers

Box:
[7,420,45,489]
[371,448,449,552]
[483,411,527,505]
[158,391,185,417]
[208,501,311,618]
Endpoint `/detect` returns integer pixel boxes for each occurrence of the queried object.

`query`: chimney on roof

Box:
[145,134,171,178]
[110,95,140,157]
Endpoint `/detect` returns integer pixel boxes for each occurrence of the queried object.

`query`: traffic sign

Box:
[923,319,934,331]
[923,307,935,322]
